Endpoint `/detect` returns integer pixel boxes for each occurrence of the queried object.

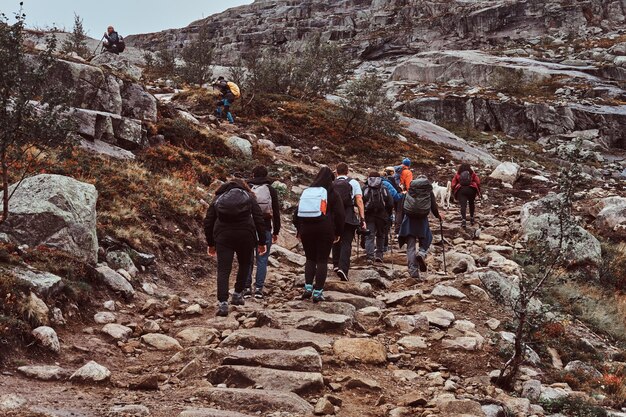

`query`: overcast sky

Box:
[3,0,253,38]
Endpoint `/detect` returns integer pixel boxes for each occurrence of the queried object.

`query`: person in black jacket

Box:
[245,165,281,299]
[204,179,267,316]
[293,167,345,302]
[363,171,394,264]
[103,26,121,54]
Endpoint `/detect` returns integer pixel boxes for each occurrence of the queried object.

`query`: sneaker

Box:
[312,289,325,303]
[302,284,313,300]
[254,287,264,299]
[231,292,245,306]
[333,266,339,273]
[242,288,253,299]
[216,301,229,317]
[337,269,348,282]
[416,250,427,272]
[461,219,467,229]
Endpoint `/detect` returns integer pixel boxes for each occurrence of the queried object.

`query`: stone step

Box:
[258,310,353,333]
[179,408,256,417]
[377,290,422,307]
[208,365,324,395]
[222,347,322,372]
[324,280,374,297]
[324,291,386,310]
[285,300,357,318]
[194,387,313,415]
[220,328,333,352]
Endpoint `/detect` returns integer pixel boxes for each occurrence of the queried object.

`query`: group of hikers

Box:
[204,160,482,316]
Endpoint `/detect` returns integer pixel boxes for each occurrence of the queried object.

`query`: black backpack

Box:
[403,178,432,217]
[363,177,388,213]
[333,177,354,208]
[215,188,251,222]
[117,37,126,53]
[386,176,402,193]
[460,170,472,186]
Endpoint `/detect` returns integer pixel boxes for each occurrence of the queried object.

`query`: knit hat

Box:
[402,158,411,167]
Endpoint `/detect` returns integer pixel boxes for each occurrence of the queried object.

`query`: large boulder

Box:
[120,82,158,122]
[490,162,521,184]
[90,53,143,81]
[225,136,252,157]
[593,196,626,239]
[520,194,602,274]
[0,174,98,264]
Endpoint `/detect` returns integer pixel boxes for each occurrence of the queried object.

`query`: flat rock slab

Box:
[333,338,387,364]
[195,387,313,415]
[179,409,256,417]
[223,347,322,372]
[141,333,182,351]
[378,290,422,306]
[324,280,374,297]
[325,291,385,310]
[208,365,324,395]
[285,300,356,318]
[348,269,391,289]
[204,316,240,331]
[18,365,69,381]
[8,267,64,296]
[260,310,352,333]
[422,308,456,328]
[431,285,467,299]
[176,327,220,346]
[96,265,135,298]
[101,323,132,341]
[220,328,333,352]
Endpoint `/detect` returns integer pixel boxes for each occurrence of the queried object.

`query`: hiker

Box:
[293,167,345,302]
[245,165,281,299]
[393,158,413,234]
[398,176,443,279]
[382,167,403,251]
[204,179,267,316]
[331,162,366,281]
[363,172,394,263]
[103,26,124,54]
[384,167,402,194]
[451,163,481,228]
[213,76,240,124]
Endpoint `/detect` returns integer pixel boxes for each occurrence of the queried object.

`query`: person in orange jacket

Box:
[399,158,413,191]
[451,163,481,228]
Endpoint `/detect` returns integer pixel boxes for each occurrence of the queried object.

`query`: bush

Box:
[541,397,607,417]
[178,25,214,85]
[599,242,626,291]
[144,49,176,80]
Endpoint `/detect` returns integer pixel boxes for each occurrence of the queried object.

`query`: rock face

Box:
[90,53,143,81]
[0,174,98,264]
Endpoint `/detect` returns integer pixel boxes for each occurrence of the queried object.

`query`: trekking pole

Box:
[440,219,447,274]
[389,227,394,273]
[92,36,105,56]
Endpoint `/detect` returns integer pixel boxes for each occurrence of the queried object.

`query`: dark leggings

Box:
[456,186,477,221]
[216,232,255,302]
[300,221,334,290]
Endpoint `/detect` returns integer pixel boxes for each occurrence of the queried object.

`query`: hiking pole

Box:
[389,227,394,273]
[93,36,105,56]
[440,219,447,274]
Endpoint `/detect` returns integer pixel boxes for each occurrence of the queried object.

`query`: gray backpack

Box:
[252,184,273,218]
[403,177,432,217]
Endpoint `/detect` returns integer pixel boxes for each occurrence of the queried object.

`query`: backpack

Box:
[363,177,388,213]
[117,36,126,53]
[403,178,432,217]
[333,177,354,208]
[459,170,472,186]
[252,184,272,219]
[215,188,252,222]
[298,187,328,218]
[393,166,403,184]
[227,82,241,99]
[386,175,402,193]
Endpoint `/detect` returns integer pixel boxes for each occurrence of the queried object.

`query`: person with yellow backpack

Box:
[213,76,240,124]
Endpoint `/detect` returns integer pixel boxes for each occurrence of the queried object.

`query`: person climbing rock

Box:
[293,167,345,302]
[213,76,240,124]
[204,179,267,316]
[245,165,281,299]
[398,176,443,279]
[451,163,481,228]
[363,171,394,263]
[331,162,365,281]
[103,26,124,54]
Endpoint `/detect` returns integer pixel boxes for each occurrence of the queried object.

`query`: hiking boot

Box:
[254,287,264,300]
[242,288,253,299]
[333,266,339,273]
[231,292,245,306]
[312,289,325,303]
[366,258,374,266]
[337,269,348,282]
[216,302,229,317]
[470,216,475,226]
[416,250,427,272]
[461,219,467,229]
[374,257,384,264]
[301,284,313,300]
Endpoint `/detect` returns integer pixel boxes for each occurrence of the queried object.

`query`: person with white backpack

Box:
[293,167,346,302]
[245,166,282,299]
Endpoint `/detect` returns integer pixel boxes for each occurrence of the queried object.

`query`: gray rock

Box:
[70,360,111,383]
[286,300,357,318]
[325,291,385,310]
[209,365,324,394]
[0,394,27,411]
[333,338,387,364]
[120,82,158,122]
[378,290,422,306]
[225,136,252,157]
[594,196,626,239]
[564,360,603,380]
[421,308,455,328]
[90,53,143,81]
[109,404,150,416]
[94,311,117,324]
[446,251,477,274]
[490,162,521,184]
[260,310,352,333]
[522,379,542,401]
[106,250,138,278]
[431,284,467,299]
[26,292,50,325]
[442,336,482,351]
[18,365,70,381]
[32,326,60,353]
[141,333,183,351]
[398,335,427,350]
[323,280,374,297]
[176,327,219,346]
[95,264,135,298]
[101,323,133,341]
[223,347,322,372]
[348,269,391,289]
[220,328,333,352]
[384,313,429,332]
[314,397,336,415]
[0,174,98,264]
[271,244,306,266]
[179,409,256,417]
[7,267,64,296]
[194,387,313,415]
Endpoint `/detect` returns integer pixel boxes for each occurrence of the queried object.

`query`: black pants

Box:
[456,186,477,221]
[300,221,334,290]
[332,224,357,276]
[216,231,255,302]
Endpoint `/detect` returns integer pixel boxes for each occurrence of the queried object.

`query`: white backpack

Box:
[252,184,273,217]
[297,187,328,218]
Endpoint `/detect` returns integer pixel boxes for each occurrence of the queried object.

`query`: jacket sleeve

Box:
[330,190,346,237]
[203,204,217,247]
[451,174,459,192]
[430,191,441,220]
[250,200,268,245]
[385,188,394,216]
[384,181,401,202]
[401,169,412,191]
[270,185,281,236]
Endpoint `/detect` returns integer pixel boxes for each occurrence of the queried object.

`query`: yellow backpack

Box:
[227,82,241,99]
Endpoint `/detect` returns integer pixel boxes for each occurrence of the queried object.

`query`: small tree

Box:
[339,74,399,137]
[62,13,89,58]
[143,49,176,80]
[0,5,74,225]
[178,25,214,85]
